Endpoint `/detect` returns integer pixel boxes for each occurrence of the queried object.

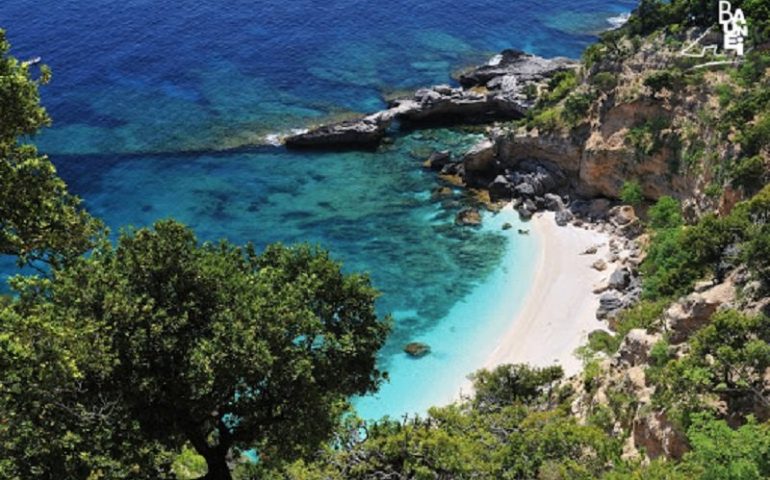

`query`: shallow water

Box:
[1,0,635,419]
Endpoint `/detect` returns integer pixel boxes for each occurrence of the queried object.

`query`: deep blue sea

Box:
[1,0,636,419]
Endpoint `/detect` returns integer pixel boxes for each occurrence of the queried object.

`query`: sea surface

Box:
[1,0,635,420]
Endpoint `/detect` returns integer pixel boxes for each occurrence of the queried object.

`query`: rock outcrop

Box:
[664,280,736,344]
[285,51,576,149]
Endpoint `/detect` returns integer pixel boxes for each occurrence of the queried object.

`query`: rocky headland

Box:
[285,50,576,149]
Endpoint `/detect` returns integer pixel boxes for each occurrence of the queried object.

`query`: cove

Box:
[1,0,636,420]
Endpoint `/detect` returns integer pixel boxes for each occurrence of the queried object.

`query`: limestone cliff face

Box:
[487,32,746,207]
[494,96,702,201]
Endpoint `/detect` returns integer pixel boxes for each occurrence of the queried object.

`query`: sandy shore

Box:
[479,208,614,377]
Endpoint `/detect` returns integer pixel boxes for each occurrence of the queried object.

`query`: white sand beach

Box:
[480,208,614,377]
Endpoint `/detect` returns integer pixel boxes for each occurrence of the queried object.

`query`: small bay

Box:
[1,0,635,419]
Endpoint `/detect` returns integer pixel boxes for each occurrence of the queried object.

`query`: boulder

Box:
[555,210,574,226]
[458,49,577,90]
[609,205,637,226]
[665,281,735,344]
[597,291,624,320]
[462,139,498,188]
[489,175,514,202]
[514,182,536,197]
[502,222,513,230]
[423,150,452,171]
[609,268,631,291]
[544,193,566,211]
[592,259,608,271]
[517,199,536,220]
[455,207,482,227]
[614,329,661,367]
[404,342,431,358]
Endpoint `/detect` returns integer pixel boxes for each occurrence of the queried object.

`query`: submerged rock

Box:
[404,342,431,358]
[455,207,482,227]
[423,150,452,171]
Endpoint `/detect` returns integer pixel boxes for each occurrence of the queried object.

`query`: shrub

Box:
[562,92,594,125]
[648,196,683,230]
[644,70,682,98]
[620,180,644,206]
[731,155,767,192]
[591,71,618,92]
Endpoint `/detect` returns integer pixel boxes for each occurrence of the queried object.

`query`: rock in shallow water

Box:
[404,342,431,358]
[455,207,482,226]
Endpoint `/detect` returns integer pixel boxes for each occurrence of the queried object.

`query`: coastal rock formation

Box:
[284,113,390,149]
[423,150,452,171]
[285,51,575,149]
[614,329,661,368]
[631,411,689,461]
[462,139,499,188]
[455,207,482,227]
[664,280,736,344]
[457,49,576,90]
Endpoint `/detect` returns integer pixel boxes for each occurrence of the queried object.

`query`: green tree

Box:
[3,221,390,479]
[470,363,564,411]
[0,29,101,269]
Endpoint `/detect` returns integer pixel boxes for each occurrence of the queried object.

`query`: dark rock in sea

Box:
[285,114,390,149]
[462,139,498,188]
[457,49,577,89]
[455,207,482,227]
[431,186,454,201]
[440,161,463,176]
[284,50,575,150]
[423,150,452,171]
[555,209,574,226]
[404,342,431,358]
[502,222,513,230]
[489,175,514,202]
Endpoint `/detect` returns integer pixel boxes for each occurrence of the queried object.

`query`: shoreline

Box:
[459,207,615,398]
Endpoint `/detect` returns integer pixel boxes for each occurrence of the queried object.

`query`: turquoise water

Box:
[1,0,635,419]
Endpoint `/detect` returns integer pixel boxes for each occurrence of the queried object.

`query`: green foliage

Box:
[644,70,682,98]
[591,71,618,92]
[562,92,594,125]
[613,300,668,346]
[620,180,644,206]
[648,196,683,230]
[471,363,564,410]
[1,221,390,479]
[546,71,577,102]
[626,117,670,161]
[731,155,767,193]
[529,106,564,132]
[682,413,770,479]
[659,310,770,421]
[0,29,102,268]
[642,227,700,298]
